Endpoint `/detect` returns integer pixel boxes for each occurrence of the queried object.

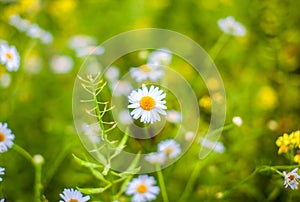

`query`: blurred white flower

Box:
[0,167,5,182]
[200,138,225,154]
[218,16,246,36]
[130,64,164,82]
[158,139,181,159]
[148,48,172,66]
[76,45,105,57]
[232,116,243,127]
[0,122,15,153]
[268,120,278,131]
[112,80,133,97]
[0,198,5,202]
[138,50,149,60]
[59,188,90,202]
[126,175,160,202]
[118,110,133,125]
[128,84,167,124]
[50,55,74,74]
[145,152,166,165]
[0,43,20,72]
[9,15,53,44]
[81,123,100,144]
[166,110,182,123]
[68,35,97,50]
[0,73,11,88]
[23,55,43,74]
[185,131,195,141]
[105,66,120,83]
[283,168,300,190]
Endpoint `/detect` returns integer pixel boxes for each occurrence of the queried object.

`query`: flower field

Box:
[0,0,299,201]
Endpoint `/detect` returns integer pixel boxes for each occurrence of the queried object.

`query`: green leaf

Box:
[72,154,102,169]
[77,187,109,194]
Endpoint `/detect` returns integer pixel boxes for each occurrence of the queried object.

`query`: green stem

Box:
[208,33,231,60]
[156,164,169,202]
[13,144,34,164]
[179,161,201,202]
[34,162,43,202]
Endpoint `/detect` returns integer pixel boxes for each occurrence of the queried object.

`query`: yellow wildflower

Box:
[276,133,291,148]
[294,154,300,164]
[290,130,300,148]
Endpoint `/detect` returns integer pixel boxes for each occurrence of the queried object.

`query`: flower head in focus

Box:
[158,139,181,159]
[283,168,300,190]
[128,84,167,124]
[0,122,15,153]
[0,43,20,72]
[59,188,90,202]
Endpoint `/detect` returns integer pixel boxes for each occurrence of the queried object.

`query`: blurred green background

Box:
[0,0,299,201]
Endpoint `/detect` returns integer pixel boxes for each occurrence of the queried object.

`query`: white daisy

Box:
[128,84,167,124]
[130,64,164,82]
[145,152,166,165]
[76,46,105,57]
[0,167,5,182]
[232,116,243,127]
[59,188,90,202]
[26,24,43,39]
[158,139,181,159]
[105,66,120,83]
[126,175,160,202]
[112,80,133,97]
[68,35,97,50]
[283,168,300,190]
[40,31,53,44]
[218,16,246,36]
[0,122,15,153]
[0,43,20,72]
[50,55,74,74]
[166,110,182,123]
[148,48,172,66]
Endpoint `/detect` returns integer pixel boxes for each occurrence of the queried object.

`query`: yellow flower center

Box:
[69,199,79,202]
[166,147,173,155]
[136,184,148,194]
[140,64,152,73]
[5,52,13,60]
[0,132,5,142]
[140,96,155,111]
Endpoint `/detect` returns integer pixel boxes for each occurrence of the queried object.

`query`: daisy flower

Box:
[0,122,15,153]
[158,139,181,159]
[128,84,167,124]
[105,66,120,83]
[130,64,164,82]
[0,167,5,182]
[145,152,166,165]
[50,55,74,74]
[126,175,160,202]
[59,188,90,202]
[200,138,225,154]
[0,43,20,72]
[283,168,300,190]
[166,110,182,123]
[218,16,246,36]
[148,48,172,66]
[0,198,5,202]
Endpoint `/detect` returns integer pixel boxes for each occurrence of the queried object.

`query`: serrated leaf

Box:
[72,154,101,169]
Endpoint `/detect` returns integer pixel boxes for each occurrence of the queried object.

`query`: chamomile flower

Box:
[0,122,15,153]
[128,84,167,124]
[145,152,166,165]
[0,43,20,72]
[130,64,164,82]
[283,168,300,190]
[148,48,172,66]
[0,167,5,182]
[59,188,90,202]
[218,16,246,36]
[50,55,74,74]
[126,175,160,202]
[158,139,181,159]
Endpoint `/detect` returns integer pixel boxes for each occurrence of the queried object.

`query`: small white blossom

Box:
[0,198,5,202]
[185,131,195,141]
[148,48,172,66]
[112,80,133,97]
[166,110,182,123]
[283,168,300,190]
[0,122,15,153]
[218,16,246,36]
[232,116,243,127]
[0,167,5,182]
[130,64,164,82]
[200,138,225,154]
[145,152,166,165]
[128,84,167,124]
[118,110,133,125]
[50,55,74,74]
[126,175,160,202]
[0,73,11,88]
[158,139,181,159]
[0,43,20,72]
[59,188,90,202]
[105,66,120,83]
